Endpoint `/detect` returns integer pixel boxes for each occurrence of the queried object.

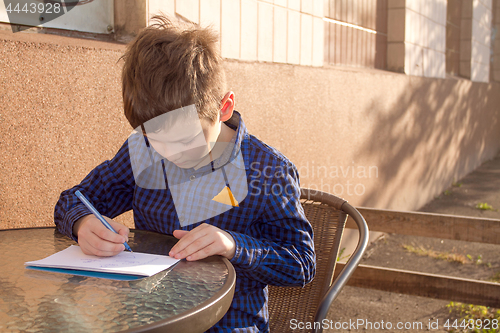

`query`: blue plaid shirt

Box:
[54,112,316,332]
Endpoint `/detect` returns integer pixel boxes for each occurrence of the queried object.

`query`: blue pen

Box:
[75,190,133,252]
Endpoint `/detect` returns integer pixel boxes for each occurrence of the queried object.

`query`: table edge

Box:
[2,226,237,333]
[121,257,236,333]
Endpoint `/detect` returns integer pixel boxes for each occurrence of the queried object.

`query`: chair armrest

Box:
[313,202,370,333]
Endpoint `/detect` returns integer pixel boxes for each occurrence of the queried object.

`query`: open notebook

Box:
[25,245,180,280]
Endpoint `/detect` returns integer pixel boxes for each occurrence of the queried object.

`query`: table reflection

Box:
[0,228,232,333]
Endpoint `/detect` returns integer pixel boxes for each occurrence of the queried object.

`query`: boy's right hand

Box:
[73,215,130,257]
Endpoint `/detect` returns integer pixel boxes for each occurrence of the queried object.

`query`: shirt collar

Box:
[211,110,245,170]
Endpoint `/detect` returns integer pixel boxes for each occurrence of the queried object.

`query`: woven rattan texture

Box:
[268,198,347,332]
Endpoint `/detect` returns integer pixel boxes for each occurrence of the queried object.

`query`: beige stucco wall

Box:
[1,30,499,229]
[226,60,500,210]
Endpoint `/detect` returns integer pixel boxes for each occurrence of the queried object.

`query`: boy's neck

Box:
[193,122,236,170]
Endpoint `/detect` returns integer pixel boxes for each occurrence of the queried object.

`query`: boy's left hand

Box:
[170,223,236,261]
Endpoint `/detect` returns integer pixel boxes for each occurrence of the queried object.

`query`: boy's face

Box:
[144,109,222,169]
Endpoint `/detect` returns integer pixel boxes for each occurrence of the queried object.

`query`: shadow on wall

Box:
[356,76,500,210]
[223,59,500,211]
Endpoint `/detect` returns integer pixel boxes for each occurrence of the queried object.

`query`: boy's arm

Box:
[54,140,135,242]
[227,161,316,287]
[168,160,314,287]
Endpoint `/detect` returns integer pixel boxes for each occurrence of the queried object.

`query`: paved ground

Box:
[323,154,500,333]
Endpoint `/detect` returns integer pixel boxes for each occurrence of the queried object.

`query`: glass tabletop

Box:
[0,228,235,333]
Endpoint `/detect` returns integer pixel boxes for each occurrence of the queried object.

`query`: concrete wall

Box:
[493,0,500,81]
[388,0,447,78]
[470,0,492,82]
[148,0,324,66]
[1,29,499,229]
[0,30,133,229]
[388,0,494,82]
[324,1,388,69]
[227,61,500,209]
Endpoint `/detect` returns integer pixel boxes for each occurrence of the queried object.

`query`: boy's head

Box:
[121,15,227,129]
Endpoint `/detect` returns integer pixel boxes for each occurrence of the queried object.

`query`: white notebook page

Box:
[25,245,180,277]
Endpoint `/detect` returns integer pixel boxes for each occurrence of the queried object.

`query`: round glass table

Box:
[0,228,235,332]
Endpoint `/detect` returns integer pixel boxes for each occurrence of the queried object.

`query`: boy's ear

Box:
[220,91,235,122]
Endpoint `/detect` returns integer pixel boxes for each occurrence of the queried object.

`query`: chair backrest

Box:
[268,188,369,333]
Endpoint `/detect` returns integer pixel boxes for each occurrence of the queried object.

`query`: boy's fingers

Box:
[191,240,230,261]
[94,224,127,244]
[117,229,129,243]
[172,226,204,247]
[88,217,127,244]
[106,218,130,240]
[172,229,189,239]
[111,223,130,242]
[170,226,208,257]
[77,217,127,255]
[173,234,214,259]
[185,243,218,261]
[169,224,236,260]
[79,231,125,256]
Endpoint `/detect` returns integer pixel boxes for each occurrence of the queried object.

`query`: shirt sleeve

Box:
[54,140,135,241]
[226,160,316,287]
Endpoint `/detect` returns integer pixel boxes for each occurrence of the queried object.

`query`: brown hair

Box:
[121,15,226,129]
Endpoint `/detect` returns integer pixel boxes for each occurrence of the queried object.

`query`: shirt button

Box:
[179,216,185,223]
[189,175,196,181]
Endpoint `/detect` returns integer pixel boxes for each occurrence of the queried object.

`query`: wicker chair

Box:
[268,188,369,333]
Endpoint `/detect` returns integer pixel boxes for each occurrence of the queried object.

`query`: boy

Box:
[54,15,315,332]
